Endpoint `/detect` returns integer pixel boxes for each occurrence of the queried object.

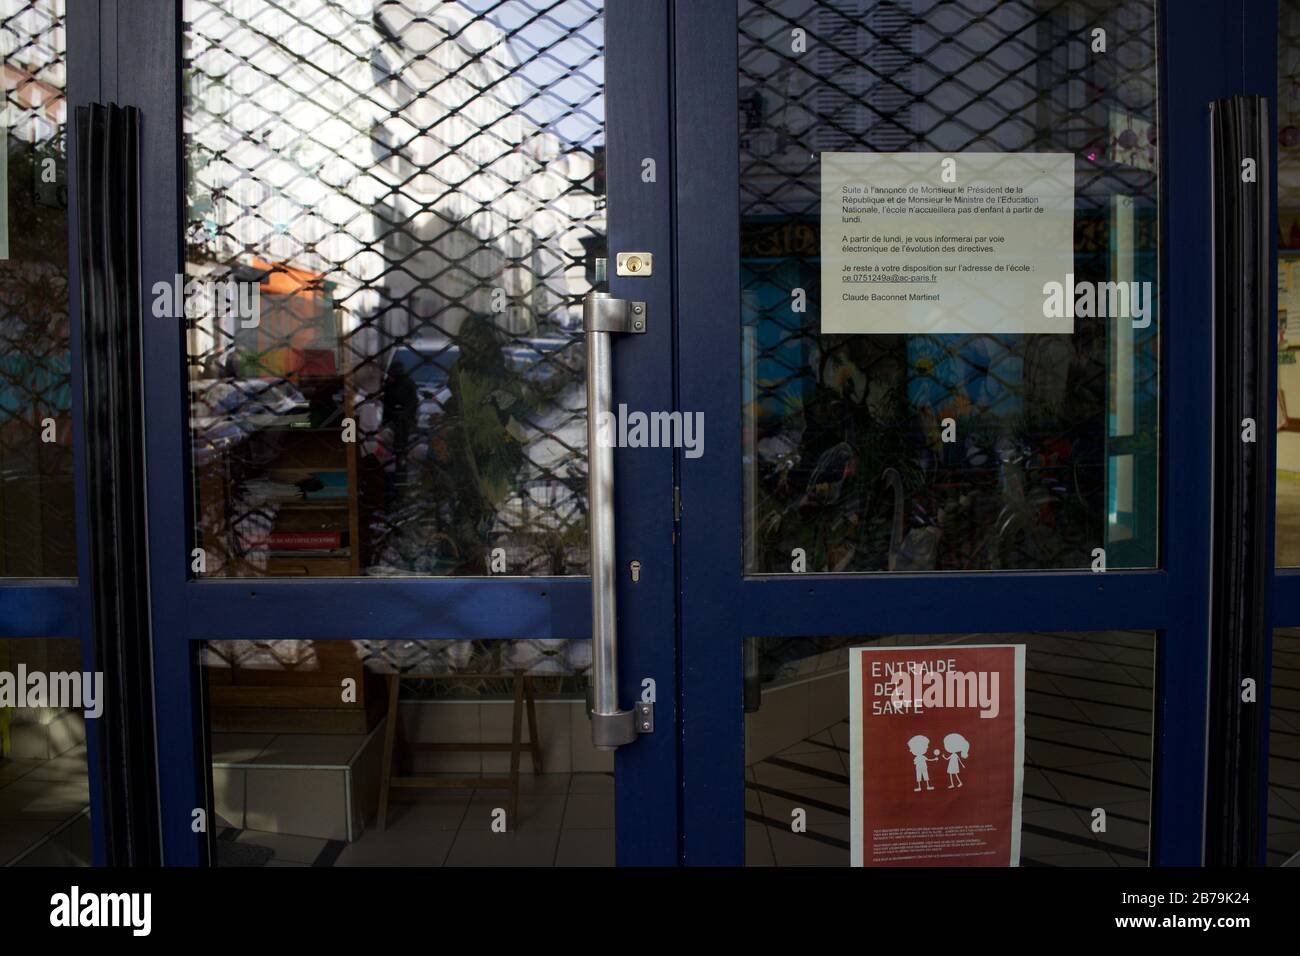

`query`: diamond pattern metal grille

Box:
[184,0,604,577]
[1278,0,1300,569]
[740,0,1160,573]
[0,0,73,577]
[203,637,590,698]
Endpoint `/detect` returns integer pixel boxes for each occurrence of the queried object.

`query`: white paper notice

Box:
[820,152,1075,334]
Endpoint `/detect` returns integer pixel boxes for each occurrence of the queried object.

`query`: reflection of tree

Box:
[374,315,585,575]
[441,320,528,572]
[6,140,65,260]
[1,138,75,575]
[183,141,219,265]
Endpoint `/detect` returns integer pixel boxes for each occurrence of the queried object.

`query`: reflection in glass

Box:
[744,631,1154,866]
[0,1,74,576]
[0,637,91,865]
[739,0,1159,572]
[203,638,612,866]
[1277,1,1300,566]
[183,1,606,577]
[1270,629,1300,865]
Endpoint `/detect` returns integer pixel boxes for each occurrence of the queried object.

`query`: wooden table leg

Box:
[508,673,524,829]
[376,673,401,832]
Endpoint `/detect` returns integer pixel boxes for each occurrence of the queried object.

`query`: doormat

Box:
[215,839,275,868]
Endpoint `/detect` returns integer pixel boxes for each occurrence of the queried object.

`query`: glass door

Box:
[126,0,677,867]
[674,0,1241,866]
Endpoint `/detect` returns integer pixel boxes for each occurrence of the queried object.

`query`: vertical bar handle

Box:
[583,291,646,749]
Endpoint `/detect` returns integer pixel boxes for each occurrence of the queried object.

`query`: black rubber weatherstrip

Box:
[75,102,162,866]
[1205,95,1271,866]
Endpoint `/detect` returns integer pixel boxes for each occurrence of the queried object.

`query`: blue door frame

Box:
[672,0,1277,866]
[6,0,1288,868]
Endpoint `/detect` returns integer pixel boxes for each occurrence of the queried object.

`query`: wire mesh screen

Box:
[0,0,73,577]
[183,0,604,577]
[739,0,1159,573]
[202,637,590,699]
[1277,0,1300,569]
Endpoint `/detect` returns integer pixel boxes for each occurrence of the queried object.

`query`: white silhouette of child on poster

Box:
[943,733,971,789]
[907,735,939,792]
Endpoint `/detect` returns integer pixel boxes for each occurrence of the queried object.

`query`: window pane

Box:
[0,637,91,866]
[1277,1,1300,566]
[745,631,1154,866]
[739,0,1159,573]
[183,1,605,577]
[203,638,612,866]
[0,0,74,577]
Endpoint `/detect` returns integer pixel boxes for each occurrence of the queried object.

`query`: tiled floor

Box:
[0,743,92,866]
[1269,629,1300,866]
[216,770,615,867]
[745,631,1155,866]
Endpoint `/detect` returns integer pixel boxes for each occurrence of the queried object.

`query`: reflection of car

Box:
[190,383,247,467]
[234,379,310,427]
[189,378,311,465]
[501,336,580,385]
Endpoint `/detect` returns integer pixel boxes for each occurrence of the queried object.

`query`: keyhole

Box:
[630,560,642,583]
[625,255,643,273]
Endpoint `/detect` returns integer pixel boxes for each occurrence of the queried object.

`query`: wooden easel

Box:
[375,672,542,831]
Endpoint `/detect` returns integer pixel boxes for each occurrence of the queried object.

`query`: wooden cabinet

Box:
[195,373,362,577]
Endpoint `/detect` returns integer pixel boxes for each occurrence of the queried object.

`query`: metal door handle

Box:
[584,291,648,749]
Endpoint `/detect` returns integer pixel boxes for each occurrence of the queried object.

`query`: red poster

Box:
[850,644,1025,867]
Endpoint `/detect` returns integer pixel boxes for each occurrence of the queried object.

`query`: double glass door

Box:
[0,0,1291,868]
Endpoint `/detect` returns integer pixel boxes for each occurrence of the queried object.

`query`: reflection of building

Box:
[185,0,603,371]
